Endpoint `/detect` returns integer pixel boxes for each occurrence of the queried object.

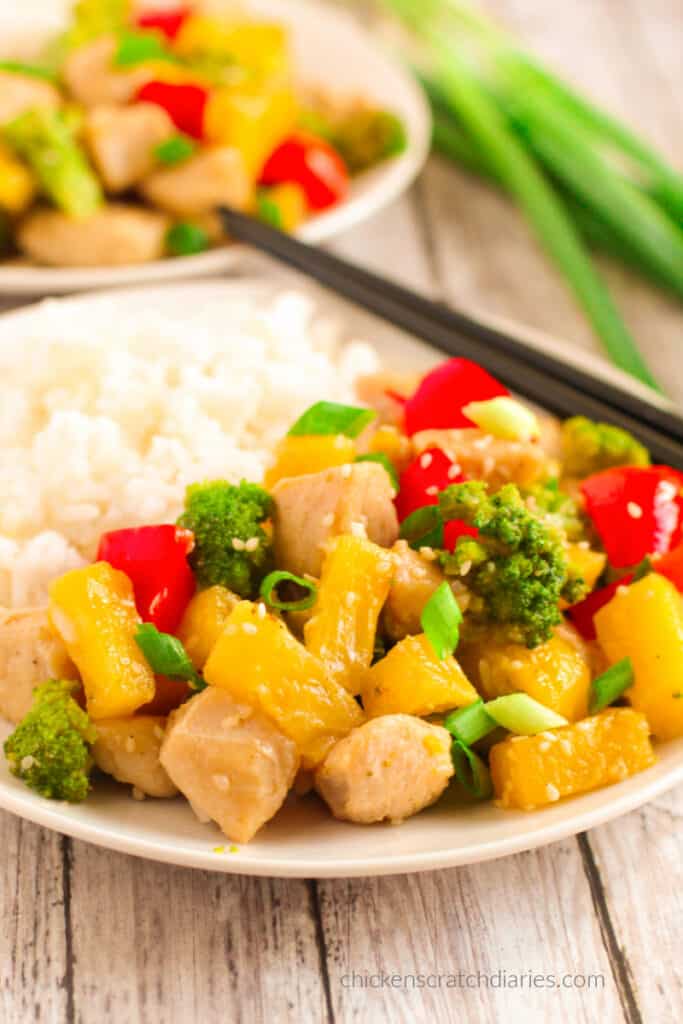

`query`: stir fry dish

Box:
[0,1,406,267]
[4,355,682,844]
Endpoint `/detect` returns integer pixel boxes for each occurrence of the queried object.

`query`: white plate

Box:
[1,279,681,878]
[0,0,430,295]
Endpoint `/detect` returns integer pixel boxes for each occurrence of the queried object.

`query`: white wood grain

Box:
[0,815,68,1024]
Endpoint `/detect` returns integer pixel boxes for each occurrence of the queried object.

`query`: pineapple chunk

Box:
[361,633,478,718]
[565,544,607,592]
[0,143,35,214]
[264,434,356,489]
[177,585,239,669]
[304,534,394,694]
[490,708,655,810]
[48,562,155,720]
[458,626,592,722]
[204,601,364,768]
[367,425,414,474]
[594,573,683,740]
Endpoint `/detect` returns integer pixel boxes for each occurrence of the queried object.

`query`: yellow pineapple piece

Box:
[0,143,35,214]
[48,562,155,720]
[204,601,363,768]
[304,534,394,694]
[565,543,607,592]
[458,625,592,722]
[490,708,655,810]
[368,425,413,474]
[594,573,683,740]
[361,633,477,718]
[177,585,239,669]
[264,434,356,489]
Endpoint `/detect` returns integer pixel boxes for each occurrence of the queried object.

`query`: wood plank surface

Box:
[1,1,682,1022]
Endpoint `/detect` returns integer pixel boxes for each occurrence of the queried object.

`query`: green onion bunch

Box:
[377,0,683,391]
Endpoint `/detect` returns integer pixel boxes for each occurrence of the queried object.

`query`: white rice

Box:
[0,289,380,607]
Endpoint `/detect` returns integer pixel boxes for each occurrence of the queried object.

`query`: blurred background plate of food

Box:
[0,0,430,293]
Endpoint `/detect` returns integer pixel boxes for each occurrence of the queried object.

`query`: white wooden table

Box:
[2,2,683,1021]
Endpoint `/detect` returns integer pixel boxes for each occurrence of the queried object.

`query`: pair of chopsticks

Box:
[218,207,683,469]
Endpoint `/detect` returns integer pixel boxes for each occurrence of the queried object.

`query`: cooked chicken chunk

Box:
[272,461,399,578]
[160,687,299,843]
[315,715,454,824]
[85,103,174,192]
[0,70,60,125]
[413,428,552,489]
[139,147,251,218]
[0,607,76,724]
[382,540,444,640]
[92,716,177,798]
[63,37,154,107]
[17,204,169,267]
[355,370,419,427]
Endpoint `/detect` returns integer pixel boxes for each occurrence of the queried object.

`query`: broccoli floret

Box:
[3,108,102,218]
[522,478,586,543]
[178,480,274,597]
[438,481,585,648]
[561,415,650,479]
[4,680,96,802]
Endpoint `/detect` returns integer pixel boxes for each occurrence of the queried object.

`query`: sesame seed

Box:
[321,512,334,527]
[350,521,367,538]
[425,485,439,496]
[345,592,357,607]
[483,455,495,476]
[153,725,164,741]
[538,741,551,753]
[420,452,433,469]
[627,501,643,519]
[616,585,629,596]
[211,774,230,792]
[545,784,560,802]
[242,623,257,635]
[459,560,472,576]
[20,755,35,772]
[419,546,436,560]
[125,736,136,753]
[538,731,558,742]
[232,537,245,551]
[257,602,267,619]
[340,464,352,479]
[510,659,524,670]
[447,464,461,480]
[132,787,146,801]
[244,537,259,552]
[577,540,590,550]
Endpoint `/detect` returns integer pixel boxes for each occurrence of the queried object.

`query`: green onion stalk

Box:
[377,0,683,392]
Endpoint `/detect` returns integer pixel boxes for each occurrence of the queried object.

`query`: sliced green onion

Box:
[0,60,57,82]
[166,222,209,257]
[485,693,568,734]
[155,134,196,166]
[399,505,444,550]
[632,557,652,583]
[135,622,204,691]
[256,189,283,230]
[115,30,169,67]
[451,739,493,799]
[355,452,399,490]
[420,581,462,658]
[259,570,318,612]
[288,401,376,438]
[444,698,497,746]
[590,657,634,714]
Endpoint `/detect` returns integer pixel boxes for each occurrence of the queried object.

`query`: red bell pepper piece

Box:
[581,466,682,568]
[653,543,683,591]
[136,81,208,139]
[394,448,476,552]
[135,6,191,40]
[566,575,633,641]
[259,133,349,211]
[97,525,196,634]
[403,359,509,436]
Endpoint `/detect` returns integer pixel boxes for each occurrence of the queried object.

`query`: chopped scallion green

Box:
[134,622,204,690]
[451,739,493,799]
[444,698,497,746]
[589,657,633,713]
[256,189,283,230]
[420,581,462,658]
[287,401,375,438]
[166,222,209,257]
[0,60,57,81]
[155,134,196,166]
[115,30,169,67]
[259,570,318,612]
[399,505,444,550]
[484,693,568,734]
[355,452,399,490]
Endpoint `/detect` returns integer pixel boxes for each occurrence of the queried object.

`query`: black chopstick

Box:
[218,206,683,469]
